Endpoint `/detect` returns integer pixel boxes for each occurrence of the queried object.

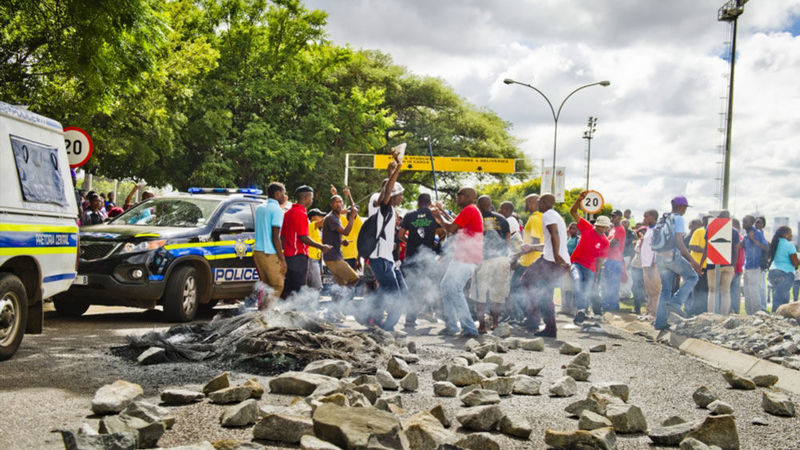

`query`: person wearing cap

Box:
[600,209,626,312]
[364,149,408,332]
[281,185,333,298]
[654,196,702,332]
[569,191,611,323]
[306,208,326,291]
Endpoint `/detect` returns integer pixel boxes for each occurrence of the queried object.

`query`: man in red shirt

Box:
[568,191,610,323]
[281,186,331,298]
[601,209,626,312]
[431,187,482,337]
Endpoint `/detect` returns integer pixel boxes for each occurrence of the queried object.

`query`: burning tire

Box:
[0,273,27,361]
[163,265,199,322]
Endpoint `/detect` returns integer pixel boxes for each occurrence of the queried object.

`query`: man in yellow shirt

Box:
[340,213,363,271]
[686,217,709,315]
[306,209,325,290]
[508,194,542,323]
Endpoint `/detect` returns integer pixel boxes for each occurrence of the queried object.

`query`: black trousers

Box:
[284,255,309,297]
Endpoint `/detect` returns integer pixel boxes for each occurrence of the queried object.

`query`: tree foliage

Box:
[1,0,528,211]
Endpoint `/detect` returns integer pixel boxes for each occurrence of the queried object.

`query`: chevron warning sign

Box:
[706,218,732,265]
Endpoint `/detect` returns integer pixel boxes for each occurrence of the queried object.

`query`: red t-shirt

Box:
[281,203,310,257]
[606,224,626,261]
[453,204,484,264]
[571,218,609,272]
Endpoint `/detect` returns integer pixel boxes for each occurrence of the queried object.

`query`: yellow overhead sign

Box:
[373,155,515,174]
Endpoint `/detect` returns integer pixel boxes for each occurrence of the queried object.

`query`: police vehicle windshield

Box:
[111,197,221,227]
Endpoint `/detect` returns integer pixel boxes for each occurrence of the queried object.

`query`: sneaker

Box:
[459,330,480,338]
[437,328,458,336]
[573,310,587,325]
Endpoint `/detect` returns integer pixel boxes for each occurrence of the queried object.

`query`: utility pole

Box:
[718,0,747,209]
[582,116,597,191]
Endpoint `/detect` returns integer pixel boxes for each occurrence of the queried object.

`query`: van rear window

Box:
[10,135,67,206]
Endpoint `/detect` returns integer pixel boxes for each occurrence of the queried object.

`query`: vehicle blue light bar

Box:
[187,187,263,195]
[237,188,263,195]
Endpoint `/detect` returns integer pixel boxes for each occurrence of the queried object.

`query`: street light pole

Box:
[503,78,610,195]
[583,116,597,190]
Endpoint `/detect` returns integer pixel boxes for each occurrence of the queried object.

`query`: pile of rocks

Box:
[672,310,800,371]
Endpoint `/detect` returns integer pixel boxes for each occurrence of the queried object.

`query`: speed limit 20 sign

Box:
[580,190,605,214]
[63,126,93,168]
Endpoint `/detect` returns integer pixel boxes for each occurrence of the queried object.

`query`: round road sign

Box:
[63,127,93,168]
[580,190,605,214]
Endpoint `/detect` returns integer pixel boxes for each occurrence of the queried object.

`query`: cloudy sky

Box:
[306,0,800,230]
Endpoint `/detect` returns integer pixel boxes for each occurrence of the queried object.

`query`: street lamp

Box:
[582,116,597,191]
[504,78,610,195]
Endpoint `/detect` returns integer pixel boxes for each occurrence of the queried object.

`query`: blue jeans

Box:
[654,251,699,329]
[768,269,794,312]
[440,260,479,334]
[601,259,623,311]
[631,267,645,314]
[368,257,407,331]
[571,263,595,311]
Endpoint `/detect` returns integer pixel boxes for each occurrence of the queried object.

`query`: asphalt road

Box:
[1,303,799,449]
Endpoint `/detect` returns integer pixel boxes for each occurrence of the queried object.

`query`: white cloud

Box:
[307,0,800,233]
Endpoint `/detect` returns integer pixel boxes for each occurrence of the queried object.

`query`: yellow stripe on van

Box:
[164,240,239,250]
[204,252,253,261]
[0,223,78,233]
[0,247,77,256]
[134,233,161,238]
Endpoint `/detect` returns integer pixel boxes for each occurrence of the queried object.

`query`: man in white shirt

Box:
[520,193,570,337]
[640,209,661,319]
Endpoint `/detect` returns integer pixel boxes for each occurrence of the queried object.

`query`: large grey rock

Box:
[446,365,486,386]
[399,372,419,392]
[662,416,688,427]
[254,413,313,444]
[464,338,481,352]
[300,435,342,450]
[269,371,341,396]
[456,405,504,431]
[762,391,796,417]
[565,365,591,382]
[590,343,607,353]
[341,389,371,408]
[606,404,648,434]
[99,414,164,448]
[122,401,175,429]
[243,378,265,399]
[589,392,626,411]
[481,351,504,366]
[304,359,352,379]
[352,383,383,405]
[160,389,203,405]
[648,420,700,446]
[588,382,630,403]
[517,364,544,376]
[402,411,456,450]
[493,323,511,338]
[693,386,717,409]
[454,432,501,450]
[722,371,755,390]
[433,382,458,397]
[375,370,399,391]
[579,410,613,430]
[752,374,779,387]
[569,352,591,368]
[221,399,260,427]
[559,341,583,355]
[549,376,577,397]
[520,337,545,351]
[351,374,378,386]
[387,356,411,378]
[479,377,515,396]
[498,414,532,438]
[544,427,617,450]
[565,398,606,417]
[137,347,167,365]
[91,380,144,415]
[472,343,496,359]
[502,337,520,349]
[312,404,407,450]
[202,372,230,395]
[60,430,137,450]
[426,405,450,430]
[708,400,734,416]
[686,414,739,450]
[679,437,713,450]
[208,386,253,405]
[512,375,541,395]
[469,362,499,378]
[161,442,218,450]
[460,389,501,406]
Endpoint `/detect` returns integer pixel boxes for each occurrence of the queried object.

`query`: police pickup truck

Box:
[55,188,265,322]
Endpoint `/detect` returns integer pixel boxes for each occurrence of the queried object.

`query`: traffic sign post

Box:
[706,217,732,313]
[579,190,604,214]
[63,127,93,168]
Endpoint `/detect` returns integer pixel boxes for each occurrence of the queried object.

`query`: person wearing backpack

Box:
[653,196,702,332]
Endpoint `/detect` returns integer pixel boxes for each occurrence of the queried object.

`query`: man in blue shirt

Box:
[742,215,769,314]
[654,196,702,332]
[254,182,286,309]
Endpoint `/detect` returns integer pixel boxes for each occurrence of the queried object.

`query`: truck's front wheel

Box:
[0,273,28,361]
[163,266,199,322]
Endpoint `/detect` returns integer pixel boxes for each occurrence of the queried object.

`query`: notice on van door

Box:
[10,136,68,206]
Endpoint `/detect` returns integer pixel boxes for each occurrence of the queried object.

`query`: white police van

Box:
[0,101,79,360]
